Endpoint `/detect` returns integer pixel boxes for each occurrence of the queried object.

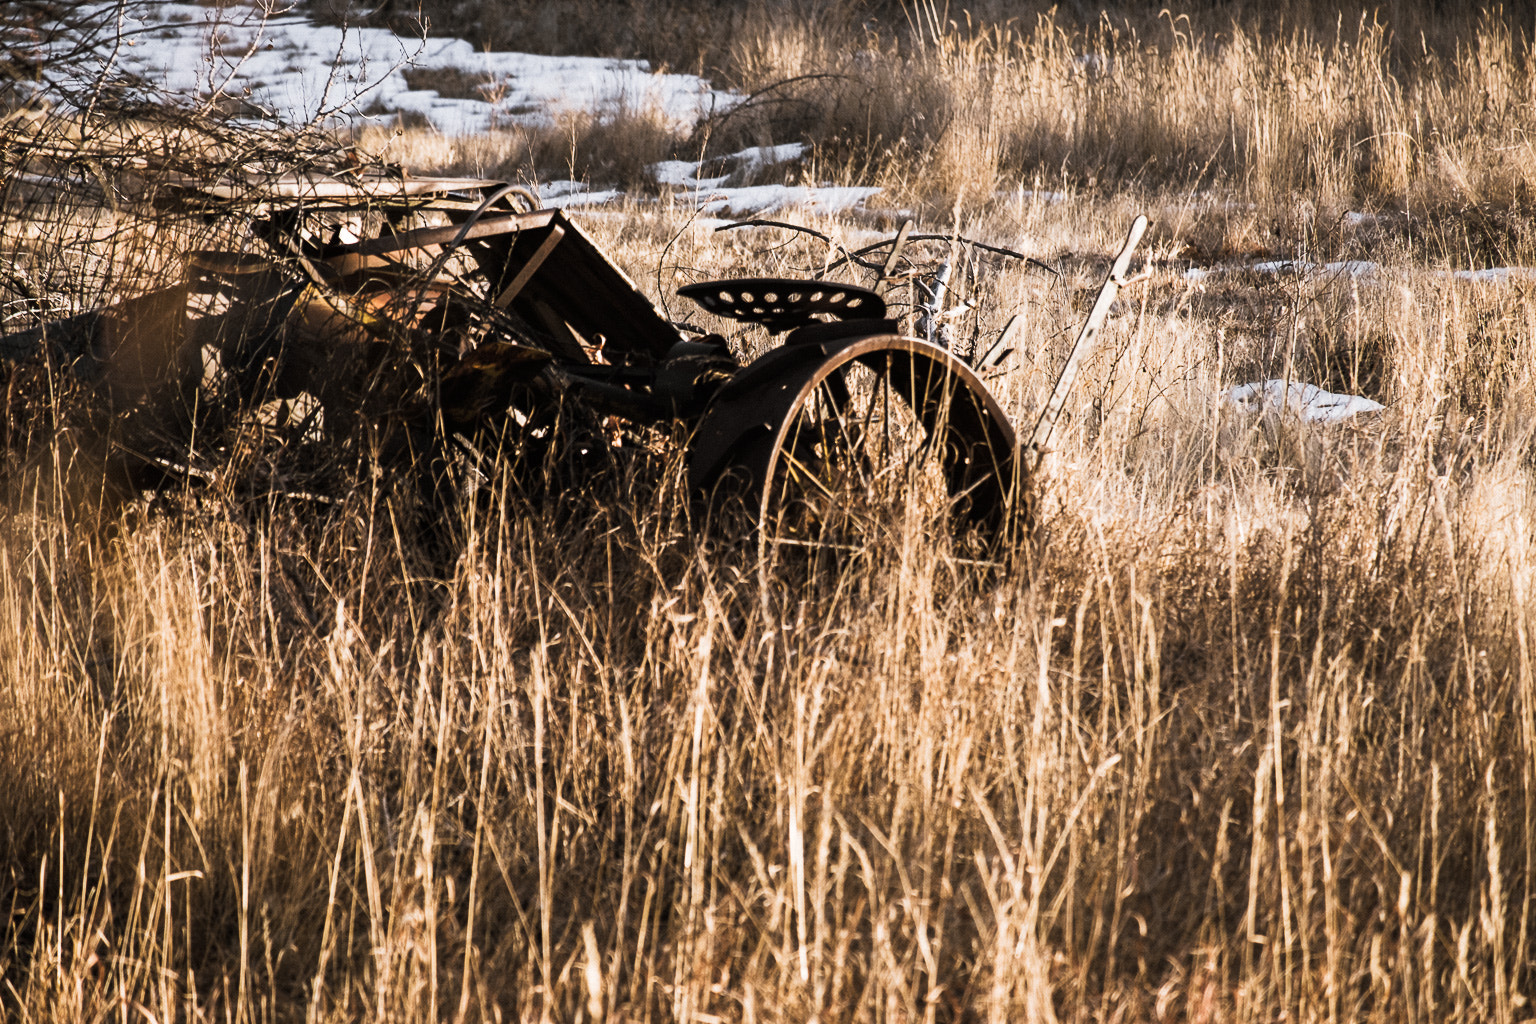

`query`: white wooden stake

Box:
[1025,214,1148,472]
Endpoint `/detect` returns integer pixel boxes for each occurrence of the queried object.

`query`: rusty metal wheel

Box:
[690,334,1023,574]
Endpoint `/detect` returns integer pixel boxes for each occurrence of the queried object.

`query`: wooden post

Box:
[1025,214,1148,472]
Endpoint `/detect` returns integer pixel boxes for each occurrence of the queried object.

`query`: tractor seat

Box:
[678,277,886,334]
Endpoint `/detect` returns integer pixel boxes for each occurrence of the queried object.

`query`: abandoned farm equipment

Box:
[0,165,1146,556]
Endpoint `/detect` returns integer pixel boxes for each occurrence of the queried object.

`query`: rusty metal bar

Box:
[493,224,566,310]
[351,210,555,257]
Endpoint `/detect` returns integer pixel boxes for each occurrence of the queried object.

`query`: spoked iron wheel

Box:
[690,335,1024,579]
[763,352,951,572]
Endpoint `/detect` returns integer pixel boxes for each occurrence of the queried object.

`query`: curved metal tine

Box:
[919,356,1006,534]
[777,418,838,505]
[886,353,928,486]
[881,349,929,502]
[920,355,965,520]
[869,355,899,496]
[764,425,829,561]
[805,371,872,501]
[847,353,936,520]
[837,359,882,498]
[846,358,917,506]
[767,370,880,555]
[822,361,852,413]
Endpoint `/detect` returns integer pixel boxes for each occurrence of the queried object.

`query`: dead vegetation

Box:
[3,2,1536,1023]
[387,0,1536,244]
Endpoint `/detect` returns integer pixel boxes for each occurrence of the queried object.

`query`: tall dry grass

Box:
[4,2,1536,1022]
[707,3,1536,225]
[4,191,1536,1020]
[386,2,1536,262]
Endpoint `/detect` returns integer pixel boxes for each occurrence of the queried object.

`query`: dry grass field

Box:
[4,2,1536,1022]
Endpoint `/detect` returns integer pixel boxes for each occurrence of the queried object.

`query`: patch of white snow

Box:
[68,2,739,133]
[731,143,806,171]
[536,181,621,207]
[1073,53,1113,77]
[49,6,879,217]
[650,160,730,189]
[1226,380,1385,424]
[693,184,881,217]
[1186,260,1380,283]
[1249,260,1380,279]
[1452,267,1536,284]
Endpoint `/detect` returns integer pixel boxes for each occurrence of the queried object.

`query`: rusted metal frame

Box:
[319,190,542,336]
[526,298,591,365]
[483,214,681,364]
[245,199,460,355]
[409,217,583,366]
[547,365,671,422]
[493,225,565,309]
[162,171,509,205]
[350,210,554,257]
[251,194,526,272]
[323,250,442,281]
[249,207,350,290]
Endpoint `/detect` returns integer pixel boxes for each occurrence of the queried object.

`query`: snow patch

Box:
[1185,259,1536,289]
[536,182,621,208]
[1185,260,1380,282]
[536,177,879,217]
[1074,53,1113,77]
[1226,380,1385,424]
[650,143,806,190]
[732,143,807,171]
[43,7,878,218]
[66,2,739,133]
[651,161,730,189]
[1248,260,1380,280]
[1452,266,1536,283]
[693,184,880,217]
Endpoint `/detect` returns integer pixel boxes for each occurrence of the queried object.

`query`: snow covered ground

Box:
[1225,380,1386,424]
[59,9,1536,281]
[1185,256,1536,289]
[52,2,879,217]
[85,2,733,133]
